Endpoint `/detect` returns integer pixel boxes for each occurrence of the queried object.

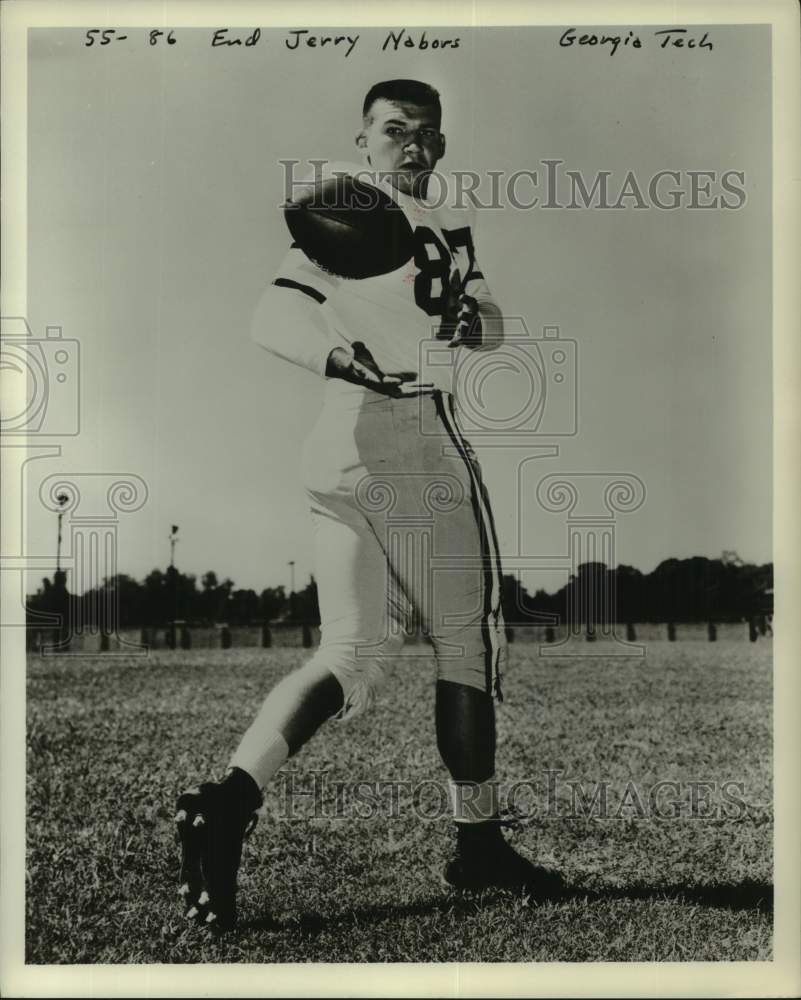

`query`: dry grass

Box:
[26,641,772,963]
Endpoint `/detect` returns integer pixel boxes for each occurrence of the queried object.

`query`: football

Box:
[284,173,416,279]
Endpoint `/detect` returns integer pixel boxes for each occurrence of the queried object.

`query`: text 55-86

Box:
[84,29,177,46]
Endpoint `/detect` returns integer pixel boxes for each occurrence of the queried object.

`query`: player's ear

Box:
[355,129,371,165]
[437,132,446,159]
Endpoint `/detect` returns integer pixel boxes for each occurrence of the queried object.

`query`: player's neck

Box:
[391,184,430,208]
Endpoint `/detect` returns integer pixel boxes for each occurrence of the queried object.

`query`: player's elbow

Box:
[248,283,332,378]
[249,284,282,350]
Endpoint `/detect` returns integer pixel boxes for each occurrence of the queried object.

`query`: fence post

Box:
[626,622,636,642]
[707,621,717,642]
[180,624,191,650]
[220,625,232,650]
[261,622,272,648]
[667,622,676,641]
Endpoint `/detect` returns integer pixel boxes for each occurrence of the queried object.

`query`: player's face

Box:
[358,100,445,197]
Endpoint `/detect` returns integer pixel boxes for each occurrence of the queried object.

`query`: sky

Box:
[22,24,771,598]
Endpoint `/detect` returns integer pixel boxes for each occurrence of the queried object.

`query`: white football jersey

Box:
[271,164,498,393]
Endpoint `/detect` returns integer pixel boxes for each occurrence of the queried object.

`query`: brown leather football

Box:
[284,174,416,279]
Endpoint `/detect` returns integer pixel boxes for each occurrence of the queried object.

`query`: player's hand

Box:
[325,342,434,397]
[438,268,483,349]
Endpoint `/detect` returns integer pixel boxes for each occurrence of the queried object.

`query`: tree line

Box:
[26,554,772,632]
[502,555,772,627]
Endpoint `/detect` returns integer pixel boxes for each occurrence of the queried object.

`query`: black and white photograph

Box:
[1,0,799,996]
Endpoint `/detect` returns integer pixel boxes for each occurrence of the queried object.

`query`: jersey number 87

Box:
[413,226,482,317]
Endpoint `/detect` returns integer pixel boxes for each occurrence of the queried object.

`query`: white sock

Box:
[229,729,290,791]
[448,776,499,823]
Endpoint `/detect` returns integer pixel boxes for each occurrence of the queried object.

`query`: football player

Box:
[175,79,563,931]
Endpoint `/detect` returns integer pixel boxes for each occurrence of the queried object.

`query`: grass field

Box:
[26,641,773,964]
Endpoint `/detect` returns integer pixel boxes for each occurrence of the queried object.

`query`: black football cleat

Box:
[443,834,565,900]
[175,781,259,932]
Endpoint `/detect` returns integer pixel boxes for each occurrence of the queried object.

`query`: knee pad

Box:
[434,618,507,697]
[322,629,405,722]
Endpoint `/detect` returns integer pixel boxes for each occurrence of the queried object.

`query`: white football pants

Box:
[298,384,507,720]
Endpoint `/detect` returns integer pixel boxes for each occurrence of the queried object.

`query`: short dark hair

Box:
[362,79,441,123]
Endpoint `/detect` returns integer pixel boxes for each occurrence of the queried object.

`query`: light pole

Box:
[288,560,296,623]
[53,492,70,647]
[167,525,180,649]
[55,492,69,575]
[169,525,180,568]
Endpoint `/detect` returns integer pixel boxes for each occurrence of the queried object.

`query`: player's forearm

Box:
[250,284,352,377]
